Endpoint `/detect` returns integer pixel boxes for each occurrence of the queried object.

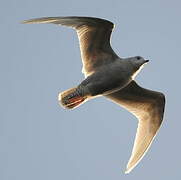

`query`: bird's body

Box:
[80,59,135,96]
[78,57,148,97]
[23,16,165,173]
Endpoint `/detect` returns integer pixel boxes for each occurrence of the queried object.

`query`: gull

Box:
[22,16,165,173]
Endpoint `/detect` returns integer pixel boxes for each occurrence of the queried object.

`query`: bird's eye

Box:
[136,56,141,60]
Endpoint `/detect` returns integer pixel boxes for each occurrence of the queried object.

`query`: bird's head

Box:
[129,56,149,79]
[131,56,149,69]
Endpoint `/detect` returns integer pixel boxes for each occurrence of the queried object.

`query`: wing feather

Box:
[22,16,118,75]
[105,81,165,173]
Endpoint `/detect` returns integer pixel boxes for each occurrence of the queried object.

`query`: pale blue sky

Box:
[1,0,181,179]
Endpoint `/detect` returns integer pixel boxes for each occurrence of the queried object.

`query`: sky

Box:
[1,0,181,179]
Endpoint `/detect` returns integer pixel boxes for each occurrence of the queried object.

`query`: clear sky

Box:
[1,0,181,179]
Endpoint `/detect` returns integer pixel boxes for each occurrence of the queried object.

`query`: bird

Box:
[22,16,165,173]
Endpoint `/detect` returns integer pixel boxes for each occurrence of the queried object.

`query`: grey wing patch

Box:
[22,16,118,76]
[105,81,165,173]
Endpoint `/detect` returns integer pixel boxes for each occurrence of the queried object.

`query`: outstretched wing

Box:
[22,16,118,75]
[105,81,165,173]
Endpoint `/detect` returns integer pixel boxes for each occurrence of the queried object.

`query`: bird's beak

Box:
[144,60,149,63]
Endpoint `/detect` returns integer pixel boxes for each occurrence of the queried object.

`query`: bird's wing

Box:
[22,16,118,75]
[105,81,165,173]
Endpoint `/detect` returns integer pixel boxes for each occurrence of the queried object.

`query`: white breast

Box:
[132,64,145,80]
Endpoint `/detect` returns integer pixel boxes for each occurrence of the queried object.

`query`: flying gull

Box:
[22,16,165,173]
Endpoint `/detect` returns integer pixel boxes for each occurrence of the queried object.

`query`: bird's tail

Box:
[58,87,87,109]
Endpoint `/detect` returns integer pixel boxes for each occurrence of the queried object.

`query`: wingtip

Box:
[21,20,28,24]
[21,19,36,24]
[124,170,129,174]
[20,17,60,25]
[124,166,133,174]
